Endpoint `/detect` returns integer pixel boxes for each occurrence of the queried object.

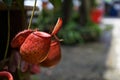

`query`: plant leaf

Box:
[49,0,62,11]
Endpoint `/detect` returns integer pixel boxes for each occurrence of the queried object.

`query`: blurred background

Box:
[1,0,120,80]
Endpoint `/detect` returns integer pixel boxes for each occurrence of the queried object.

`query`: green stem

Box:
[28,0,37,29]
[3,10,10,61]
[17,69,22,80]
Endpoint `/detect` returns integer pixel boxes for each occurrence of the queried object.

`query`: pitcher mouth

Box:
[33,31,51,38]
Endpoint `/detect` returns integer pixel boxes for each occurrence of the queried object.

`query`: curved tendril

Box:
[28,0,37,29]
[4,9,10,61]
[0,71,13,80]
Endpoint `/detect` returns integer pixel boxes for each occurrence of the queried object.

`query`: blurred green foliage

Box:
[58,19,101,45]
[3,0,12,7]
[58,21,83,45]
[33,0,101,45]
[36,10,55,33]
[79,21,101,42]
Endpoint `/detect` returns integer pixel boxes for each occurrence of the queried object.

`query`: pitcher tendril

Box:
[28,0,37,29]
[4,10,10,61]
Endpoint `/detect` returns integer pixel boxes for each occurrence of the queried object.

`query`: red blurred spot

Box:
[90,9,103,24]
